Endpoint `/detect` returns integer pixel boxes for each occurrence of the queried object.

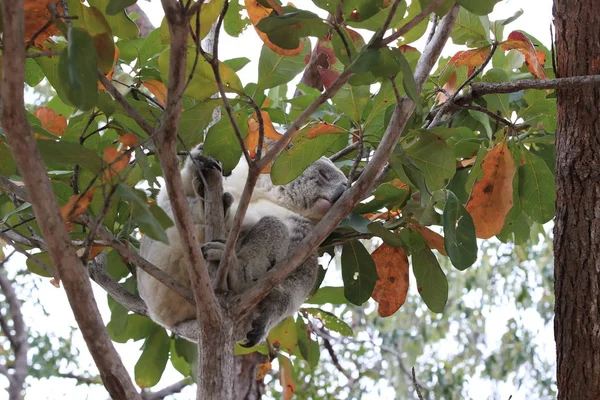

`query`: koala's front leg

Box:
[190,154,234,218]
[201,240,243,290]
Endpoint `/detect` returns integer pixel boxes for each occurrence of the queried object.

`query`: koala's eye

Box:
[318,169,329,180]
[286,143,294,151]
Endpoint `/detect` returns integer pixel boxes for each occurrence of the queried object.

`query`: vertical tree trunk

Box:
[234,353,267,399]
[553,0,600,398]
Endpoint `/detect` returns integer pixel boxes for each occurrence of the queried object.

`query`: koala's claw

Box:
[201,240,227,262]
[241,327,265,348]
[192,154,222,173]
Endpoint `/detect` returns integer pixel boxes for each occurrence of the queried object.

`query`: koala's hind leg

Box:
[235,216,290,289]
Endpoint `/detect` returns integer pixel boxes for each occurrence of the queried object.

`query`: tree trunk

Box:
[553,0,600,398]
[234,353,267,399]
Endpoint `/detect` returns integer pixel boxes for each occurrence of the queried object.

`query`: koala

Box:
[138,146,348,347]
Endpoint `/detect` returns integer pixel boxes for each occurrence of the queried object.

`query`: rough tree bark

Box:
[553,0,600,398]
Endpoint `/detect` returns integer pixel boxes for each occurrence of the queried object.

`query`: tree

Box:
[0,0,593,398]
[553,0,600,398]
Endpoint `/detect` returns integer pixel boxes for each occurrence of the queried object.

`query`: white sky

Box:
[3,0,554,399]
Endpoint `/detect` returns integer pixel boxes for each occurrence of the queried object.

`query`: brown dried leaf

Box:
[500,31,548,79]
[245,111,282,159]
[465,142,516,239]
[103,146,131,180]
[412,224,447,256]
[371,243,409,317]
[60,189,96,224]
[34,106,67,137]
[142,79,167,107]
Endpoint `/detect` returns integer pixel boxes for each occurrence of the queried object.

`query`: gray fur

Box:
[138,147,347,346]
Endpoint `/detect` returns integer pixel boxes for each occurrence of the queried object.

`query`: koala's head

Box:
[267,157,348,221]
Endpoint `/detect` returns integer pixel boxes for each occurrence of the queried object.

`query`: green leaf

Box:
[0,142,15,176]
[411,236,448,313]
[203,108,249,174]
[224,0,250,37]
[88,0,138,39]
[268,317,299,356]
[305,286,348,305]
[26,252,54,278]
[158,48,244,101]
[106,250,130,281]
[332,84,370,123]
[296,317,320,369]
[304,308,353,337]
[256,7,328,50]
[178,100,222,149]
[106,0,136,15]
[456,0,501,16]
[170,339,192,377]
[25,58,45,87]
[404,131,456,191]
[397,1,429,45]
[37,140,103,172]
[356,182,409,213]
[115,184,170,244]
[58,27,99,111]
[135,327,170,388]
[396,49,419,104]
[341,240,378,306]
[367,222,405,248]
[346,1,407,31]
[270,125,346,185]
[224,57,251,72]
[257,44,310,90]
[443,190,477,270]
[450,7,490,47]
[519,149,555,224]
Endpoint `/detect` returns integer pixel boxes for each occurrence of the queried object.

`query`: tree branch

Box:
[0,269,28,400]
[233,5,461,318]
[0,2,140,398]
[142,378,194,400]
[126,3,155,38]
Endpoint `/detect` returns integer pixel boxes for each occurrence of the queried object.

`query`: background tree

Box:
[0,0,592,398]
[553,0,600,398]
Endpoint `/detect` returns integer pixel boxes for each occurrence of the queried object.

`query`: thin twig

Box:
[377,0,446,47]
[142,378,194,400]
[0,232,57,279]
[426,14,438,45]
[412,367,424,400]
[25,50,61,58]
[329,142,360,162]
[370,0,405,45]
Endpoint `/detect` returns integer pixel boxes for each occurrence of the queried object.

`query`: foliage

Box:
[0,0,558,397]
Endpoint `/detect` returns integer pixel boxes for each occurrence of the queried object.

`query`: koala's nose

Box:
[331,184,346,203]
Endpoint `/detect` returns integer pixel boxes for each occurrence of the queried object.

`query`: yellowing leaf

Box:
[412,224,447,256]
[98,45,120,91]
[278,354,295,400]
[449,46,491,69]
[245,110,282,159]
[371,243,409,317]
[465,142,517,239]
[436,70,457,104]
[142,80,167,107]
[500,31,548,79]
[60,189,95,224]
[245,0,304,56]
[34,106,67,136]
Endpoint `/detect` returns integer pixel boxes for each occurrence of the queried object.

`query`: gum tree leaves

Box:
[257,44,310,90]
[371,244,409,317]
[411,236,448,313]
[58,27,99,110]
[466,142,517,239]
[519,149,555,224]
[341,240,377,306]
[246,0,305,55]
[256,7,329,51]
[456,0,502,16]
[404,131,457,191]
[135,327,170,388]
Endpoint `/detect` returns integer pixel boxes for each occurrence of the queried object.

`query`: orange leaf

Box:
[317,66,340,89]
[371,243,409,317]
[465,142,516,239]
[119,133,139,148]
[449,46,491,68]
[245,0,304,56]
[34,106,67,137]
[412,224,447,256]
[245,111,282,159]
[436,70,457,104]
[60,189,96,224]
[500,32,548,79]
[24,0,62,48]
[278,354,296,400]
[103,146,131,180]
[98,45,120,91]
[363,209,401,221]
[304,121,346,139]
[142,80,167,107]
[256,358,272,380]
[88,245,106,260]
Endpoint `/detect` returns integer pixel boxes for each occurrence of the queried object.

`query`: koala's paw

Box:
[192,154,223,174]
[201,239,227,263]
[241,313,268,348]
[223,192,234,214]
